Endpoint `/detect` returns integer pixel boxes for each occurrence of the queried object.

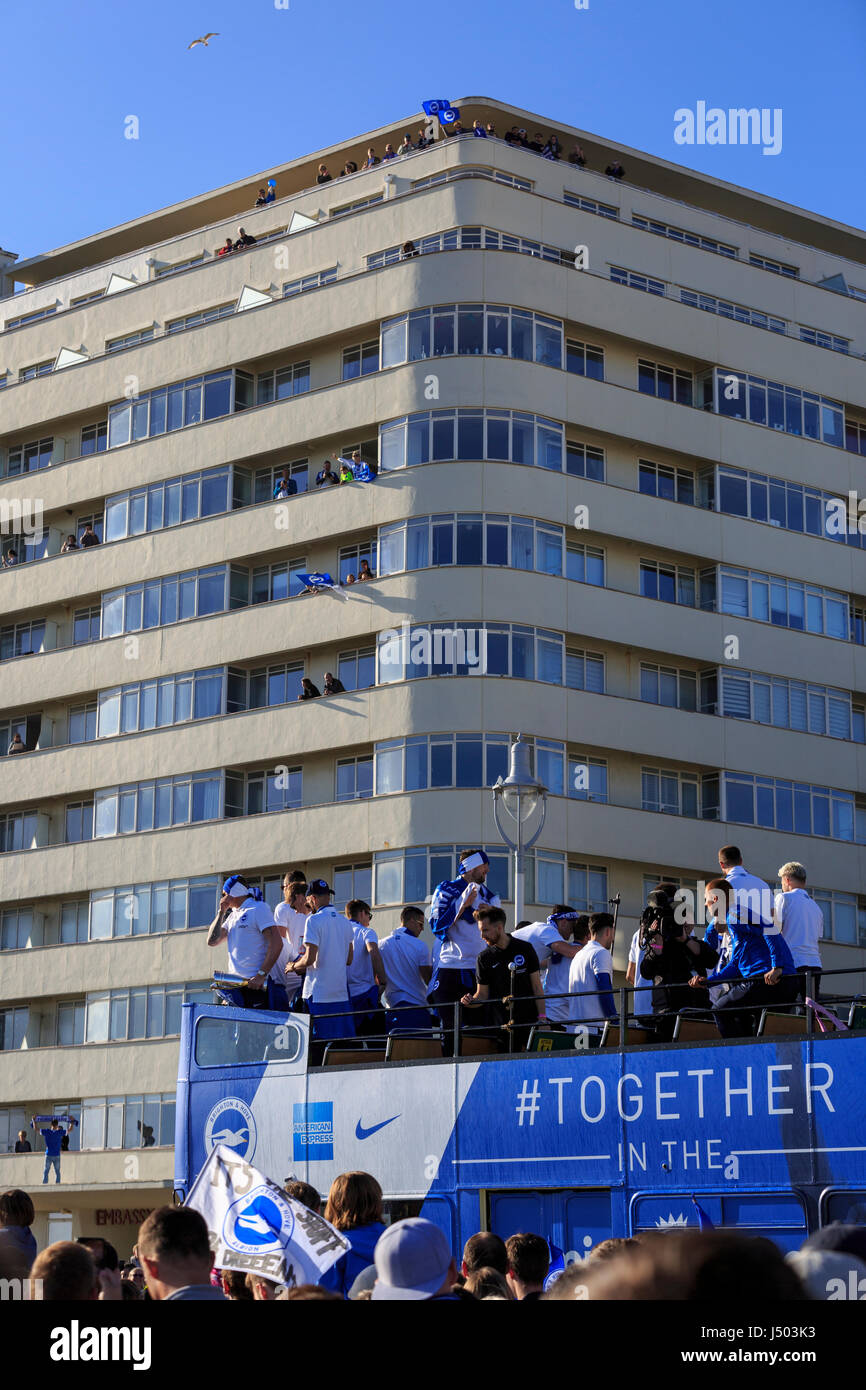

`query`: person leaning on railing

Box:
[692,879,798,1039]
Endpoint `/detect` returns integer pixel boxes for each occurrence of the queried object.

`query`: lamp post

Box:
[492,734,548,924]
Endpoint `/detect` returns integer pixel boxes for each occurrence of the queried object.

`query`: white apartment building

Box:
[0,97,864,1252]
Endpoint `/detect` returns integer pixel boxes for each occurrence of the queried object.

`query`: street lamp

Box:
[492,734,547,923]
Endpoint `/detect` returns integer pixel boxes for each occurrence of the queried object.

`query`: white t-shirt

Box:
[302,907,353,1003]
[628,929,654,1013]
[725,865,774,926]
[774,889,823,968]
[380,928,432,1008]
[274,902,308,995]
[544,948,574,1022]
[512,921,562,968]
[225,898,276,978]
[347,922,378,996]
[567,940,614,1033]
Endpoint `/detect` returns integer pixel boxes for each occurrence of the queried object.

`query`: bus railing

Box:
[210,965,865,1062]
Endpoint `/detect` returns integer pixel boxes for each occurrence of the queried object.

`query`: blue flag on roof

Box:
[422,99,460,123]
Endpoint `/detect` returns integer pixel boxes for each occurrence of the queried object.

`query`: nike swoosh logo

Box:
[355,1115,401,1141]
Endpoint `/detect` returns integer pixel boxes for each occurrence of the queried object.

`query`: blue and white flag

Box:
[543,1239,567,1292]
[185,1144,350,1287]
[422,98,460,124]
[297,571,350,601]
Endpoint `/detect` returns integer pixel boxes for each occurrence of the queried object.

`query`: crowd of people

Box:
[204,842,828,1051]
[251,119,625,211]
[2,1175,863,1301]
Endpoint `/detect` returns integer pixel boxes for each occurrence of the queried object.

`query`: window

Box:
[641,767,704,818]
[244,767,302,815]
[330,192,385,218]
[5,305,57,330]
[638,359,693,406]
[715,564,850,641]
[639,461,695,505]
[679,286,785,334]
[339,541,377,584]
[65,802,94,843]
[370,225,573,269]
[0,906,34,951]
[0,620,46,659]
[255,361,310,403]
[631,214,737,257]
[373,845,510,906]
[69,703,97,744]
[251,558,307,603]
[5,437,53,476]
[253,460,307,501]
[565,339,604,380]
[720,668,860,741]
[723,772,861,843]
[71,289,105,306]
[566,648,605,693]
[566,440,604,480]
[640,560,696,606]
[106,327,154,354]
[166,304,234,333]
[242,661,304,710]
[155,252,206,277]
[81,423,107,455]
[85,877,220,941]
[0,714,28,756]
[57,1001,86,1046]
[526,855,608,911]
[0,1106,28,1152]
[78,1093,177,1150]
[333,863,372,910]
[379,409,563,473]
[342,340,379,379]
[713,368,844,448]
[640,663,700,712]
[381,305,563,370]
[19,359,54,382]
[749,252,798,277]
[610,266,664,296]
[844,419,866,457]
[375,734,509,795]
[0,1008,28,1050]
[338,647,375,692]
[563,191,618,219]
[282,266,337,296]
[97,667,225,737]
[812,889,866,947]
[566,543,604,586]
[101,565,242,638]
[106,466,240,540]
[413,168,531,191]
[336,756,373,801]
[106,369,242,449]
[95,772,222,838]
[73,608,101,645]
[715,463,865,549]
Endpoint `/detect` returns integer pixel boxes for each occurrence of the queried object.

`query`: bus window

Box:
[820,1190,866,1226]
[194,1014,304,1067]
[488,1190,612,1266]
[632,1192,808,1251]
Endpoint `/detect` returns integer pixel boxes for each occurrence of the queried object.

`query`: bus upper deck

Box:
[175,967,866,1258]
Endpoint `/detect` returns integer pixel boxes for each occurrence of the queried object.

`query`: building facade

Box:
[0,98,864,1250]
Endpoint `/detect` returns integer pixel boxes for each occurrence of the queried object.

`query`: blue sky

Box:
[2,0,864,260]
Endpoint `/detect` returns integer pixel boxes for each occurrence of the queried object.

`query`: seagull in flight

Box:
[188,32,220,48]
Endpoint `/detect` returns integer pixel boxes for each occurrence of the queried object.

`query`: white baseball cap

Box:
[371,1219,453,1300]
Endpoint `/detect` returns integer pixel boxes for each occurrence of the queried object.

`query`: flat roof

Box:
[9,95,866,288]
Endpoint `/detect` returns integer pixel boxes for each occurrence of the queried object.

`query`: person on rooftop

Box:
[217,237,234,257]
[235,226,256,249]
[317,164,332,184]
[397,133,414,155]
[382,143,397,161]
[364,147,380,169]
[605,160,625,180]
[255,188,269,207]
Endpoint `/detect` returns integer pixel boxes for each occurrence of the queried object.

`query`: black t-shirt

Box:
[476,937,540,1025]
